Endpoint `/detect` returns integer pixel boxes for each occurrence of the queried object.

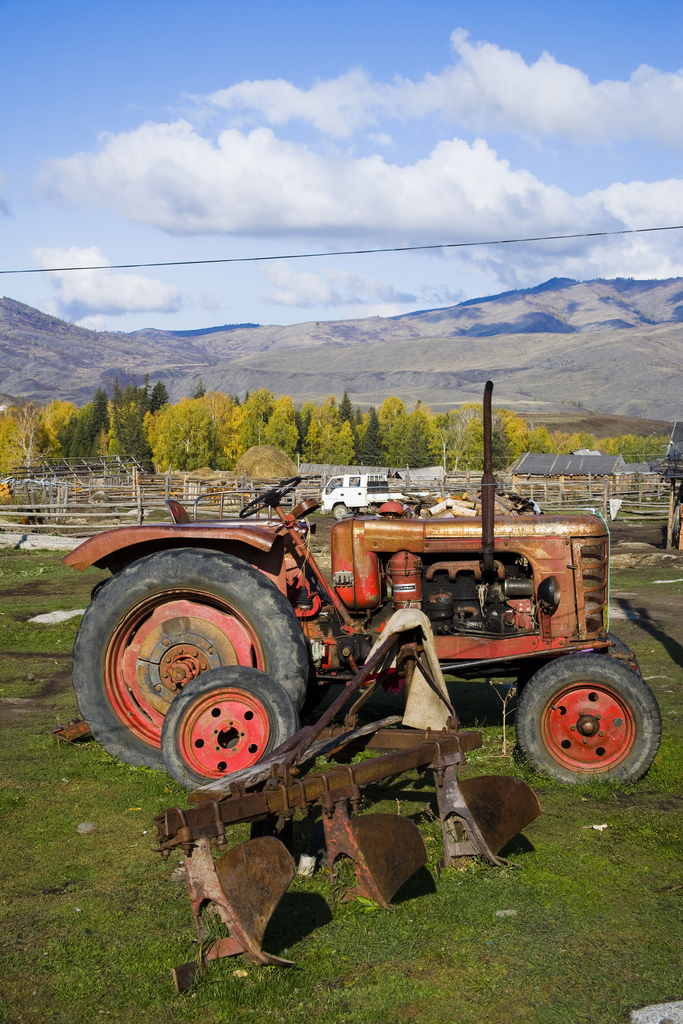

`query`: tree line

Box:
[0,379,669,475]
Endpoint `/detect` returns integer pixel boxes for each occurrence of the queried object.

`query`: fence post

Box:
[666,479,677,549]
[603,476,609,518]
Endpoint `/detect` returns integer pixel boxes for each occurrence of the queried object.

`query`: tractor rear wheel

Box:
[71,548,309,769]
[515,653,661,783]
[161,666,300,788]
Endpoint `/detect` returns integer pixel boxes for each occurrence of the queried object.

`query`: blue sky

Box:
[1,0,683,332]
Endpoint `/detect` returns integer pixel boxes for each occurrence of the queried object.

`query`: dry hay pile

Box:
[187,466,230,480]
[235,445,298,480]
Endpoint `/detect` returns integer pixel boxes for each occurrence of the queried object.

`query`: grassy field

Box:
[0,547,682,1024]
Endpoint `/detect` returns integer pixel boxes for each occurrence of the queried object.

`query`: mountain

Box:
[1,276,682,419]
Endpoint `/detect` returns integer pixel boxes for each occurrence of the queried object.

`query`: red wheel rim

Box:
[177,686,270,777]
[104,593,265,748]
[541,682,636,773]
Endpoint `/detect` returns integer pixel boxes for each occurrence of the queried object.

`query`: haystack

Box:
[235,445,298,480]
[187,466,228,480]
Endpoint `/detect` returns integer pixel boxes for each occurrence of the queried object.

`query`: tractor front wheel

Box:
[161,666,300,788]
[71,548,309,769]
[515,653,661,783]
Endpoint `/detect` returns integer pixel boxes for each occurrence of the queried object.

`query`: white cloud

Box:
[262,261,416,307]
[40,121,595,238]
[31,245,184,318]
[208,69,381,137]
[40,121,683,265]
[206,29,683,146]
[75,314,107,330]
[366,133,393,146]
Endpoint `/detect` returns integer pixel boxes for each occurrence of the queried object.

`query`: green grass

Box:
[0,552,682,1023]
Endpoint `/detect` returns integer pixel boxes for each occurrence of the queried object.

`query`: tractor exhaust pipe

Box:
[481,380,495,574]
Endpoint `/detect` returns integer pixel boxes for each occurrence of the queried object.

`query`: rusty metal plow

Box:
[155,618,541,991]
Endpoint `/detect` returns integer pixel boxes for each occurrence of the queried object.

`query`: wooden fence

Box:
[0,468,673,538]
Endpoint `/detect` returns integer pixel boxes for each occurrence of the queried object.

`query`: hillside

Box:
[1,276,682,420]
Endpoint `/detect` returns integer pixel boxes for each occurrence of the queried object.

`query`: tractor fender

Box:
[63,522,289,592]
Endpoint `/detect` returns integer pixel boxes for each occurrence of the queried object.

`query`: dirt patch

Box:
[40,666,74,699]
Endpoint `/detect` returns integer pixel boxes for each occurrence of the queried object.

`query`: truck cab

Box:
[321,474,404,519]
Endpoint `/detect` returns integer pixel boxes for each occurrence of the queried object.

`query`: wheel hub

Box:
[576,713,600,737]
[178,687,270,777]
[160,645,211,691]
[543,685,635,771]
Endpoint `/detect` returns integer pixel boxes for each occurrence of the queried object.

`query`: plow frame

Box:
[155,618,541,990]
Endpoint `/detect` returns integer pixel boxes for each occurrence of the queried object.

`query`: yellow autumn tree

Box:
[202,391,243,467]
[146,398,215,470]
[264,396,299,457]
[41,399,78,458]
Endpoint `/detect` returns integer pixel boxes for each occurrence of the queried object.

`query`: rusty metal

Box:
[436,770,542,869]
[323,803,428,907]
[481,380,496,575]
[155,619,541,979]
[166,498,190,524]
[171,834,295,991]
[286,632,400,767]
[270,504,356,628]
[52,718,91,743]
[156,717,540,975]
[63,519,283,572]
[425,559,505,582]
[291,498,320,518]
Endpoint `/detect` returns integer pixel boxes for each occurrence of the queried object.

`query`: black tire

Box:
[71,547,310,770]
[161,666,300,789]
[333,503,350,520]
[515,653,661,784]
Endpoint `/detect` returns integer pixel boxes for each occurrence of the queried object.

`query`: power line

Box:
[3,223,683,276]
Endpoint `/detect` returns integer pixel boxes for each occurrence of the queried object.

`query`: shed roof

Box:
[509,452,626,477]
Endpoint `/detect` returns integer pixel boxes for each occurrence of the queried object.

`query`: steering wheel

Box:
[239,477,302,518]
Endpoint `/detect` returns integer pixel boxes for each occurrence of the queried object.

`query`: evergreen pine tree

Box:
[295,408,312,454]
[358,408,384,466]
[90,388,110,454]
[150,380,170,413]
[404,418,431,468]
[339,390,353,423]
[69,406,94,458]
[193,377,206,399]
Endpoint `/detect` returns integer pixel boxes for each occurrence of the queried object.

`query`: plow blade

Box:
[172,835,296,991]
[214,836,296,958]
[460,776,541,856]
[324,807,428,907]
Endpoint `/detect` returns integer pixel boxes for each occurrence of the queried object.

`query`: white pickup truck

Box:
[320,474,404,518]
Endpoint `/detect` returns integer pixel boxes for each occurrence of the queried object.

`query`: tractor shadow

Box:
[612,595,683,672]
[346,676,514,731]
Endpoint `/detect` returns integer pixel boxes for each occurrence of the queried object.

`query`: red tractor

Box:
[64,383,661,787]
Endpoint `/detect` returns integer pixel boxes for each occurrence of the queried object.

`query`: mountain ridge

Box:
[1,277,682,418]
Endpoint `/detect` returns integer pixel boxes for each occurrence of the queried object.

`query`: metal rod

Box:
[272,503,355,627]
[481,380,495,574]
[439,644,601,676]
[287,633,400,765]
